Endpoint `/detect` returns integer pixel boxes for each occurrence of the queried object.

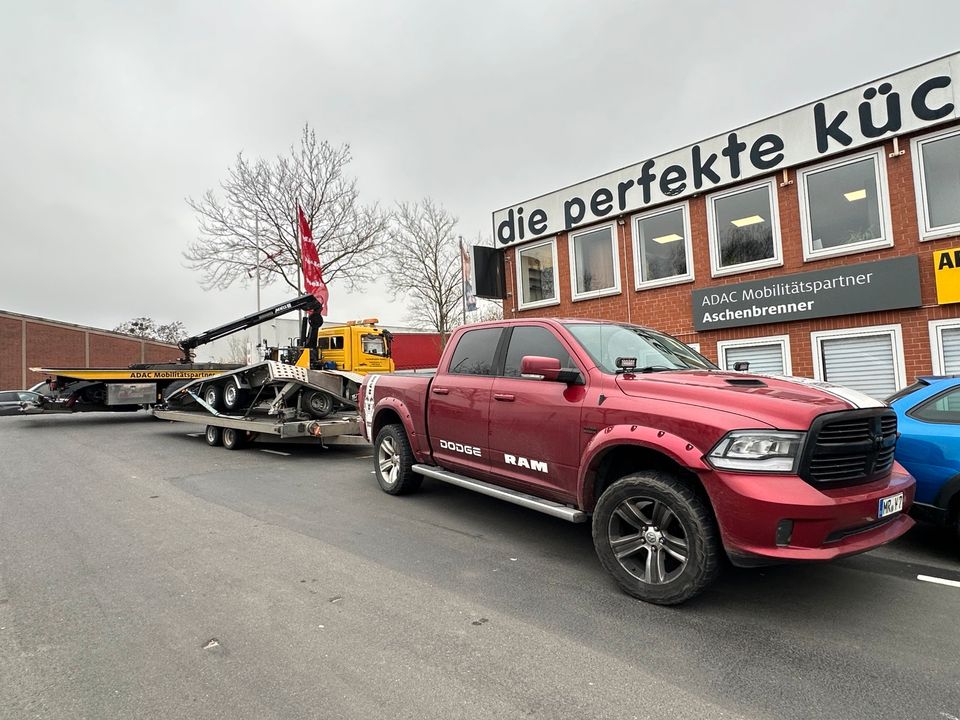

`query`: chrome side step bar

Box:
[412,464,587,523]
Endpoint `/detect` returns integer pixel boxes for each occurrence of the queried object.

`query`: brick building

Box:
[493,51,960,399]
[0,311,180,390]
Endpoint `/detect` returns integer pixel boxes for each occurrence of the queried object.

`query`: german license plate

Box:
[878,492,904,518]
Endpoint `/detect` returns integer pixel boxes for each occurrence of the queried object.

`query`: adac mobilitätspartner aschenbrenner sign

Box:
[692,256,921,331]
[493,52,960,246]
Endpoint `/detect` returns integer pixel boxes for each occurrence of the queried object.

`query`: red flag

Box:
[297,206,329,316]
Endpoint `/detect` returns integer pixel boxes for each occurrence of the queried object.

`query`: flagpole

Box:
[255,214,262,348]
[460,236,467,325]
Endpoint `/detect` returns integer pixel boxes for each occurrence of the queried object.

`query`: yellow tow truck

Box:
[33,295,393,414]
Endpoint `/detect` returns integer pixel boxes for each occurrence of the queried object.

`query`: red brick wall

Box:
[88,334,142,368]
[24,322,86,387]
[144,342,182,363]
[0,313,181,389]
[0,317,22,389]
[505,128,960,381]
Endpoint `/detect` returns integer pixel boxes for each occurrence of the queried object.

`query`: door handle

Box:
[493,393,515,402]
[432,387,450,395]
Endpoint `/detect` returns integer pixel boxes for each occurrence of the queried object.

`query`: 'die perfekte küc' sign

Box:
[493,51,960,247]
[692,257,921,331]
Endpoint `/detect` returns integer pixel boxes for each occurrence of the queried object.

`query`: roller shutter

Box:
[722,343,786,375]
[819,333,896,399]
[941,326,960,374]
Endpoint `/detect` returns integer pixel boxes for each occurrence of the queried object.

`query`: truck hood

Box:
[614,370,884,429]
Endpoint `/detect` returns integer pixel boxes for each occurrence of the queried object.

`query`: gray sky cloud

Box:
[2,0,959,333]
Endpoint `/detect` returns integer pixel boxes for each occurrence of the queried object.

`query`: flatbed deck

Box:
[152,408,366,444]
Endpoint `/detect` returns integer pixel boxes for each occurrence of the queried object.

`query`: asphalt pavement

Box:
[1,412,958,720]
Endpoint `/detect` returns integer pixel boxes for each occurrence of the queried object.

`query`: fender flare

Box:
[577,424,712,510]
[371,398,427,460]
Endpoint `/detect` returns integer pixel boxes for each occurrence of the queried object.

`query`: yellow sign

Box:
[933,248,960,305]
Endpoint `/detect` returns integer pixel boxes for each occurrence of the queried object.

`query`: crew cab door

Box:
[427,326,504,478]
[488,325,586,502]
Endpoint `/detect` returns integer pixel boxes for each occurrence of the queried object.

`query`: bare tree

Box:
[114,318,188,344]
[384,199,462,335]
[184,125,389,295]
[155,321,188,344]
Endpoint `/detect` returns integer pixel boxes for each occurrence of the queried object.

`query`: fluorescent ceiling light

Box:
[651,233,683,244]
[844,189,867,201]
[730,215,765,227]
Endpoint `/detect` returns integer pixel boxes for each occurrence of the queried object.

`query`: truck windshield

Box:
[563,323,716,373]
[361,334,388,356]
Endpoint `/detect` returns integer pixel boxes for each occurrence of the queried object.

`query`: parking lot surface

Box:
[1,413,958,720]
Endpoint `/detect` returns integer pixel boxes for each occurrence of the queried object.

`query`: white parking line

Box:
[260,449,291,457]
[186,432,203,438]
[917,574,960,588]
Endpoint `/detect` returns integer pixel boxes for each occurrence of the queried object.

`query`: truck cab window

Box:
[502,326,574,377]
[447,328,501,376]
[361,334,386,356]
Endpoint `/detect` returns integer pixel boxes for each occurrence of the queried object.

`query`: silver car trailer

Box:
[154,359,369,449]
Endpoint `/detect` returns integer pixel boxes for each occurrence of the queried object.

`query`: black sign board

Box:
[473,246,506,299]
[692,256,922,331]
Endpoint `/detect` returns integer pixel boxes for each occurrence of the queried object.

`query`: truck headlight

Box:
[707,430,805,473]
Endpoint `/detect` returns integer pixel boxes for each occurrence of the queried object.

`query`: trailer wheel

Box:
[304,390,334,419]
[203,384,223,411]
[222,427,245,450]
[592,471,721,605]
[223,383,246,411]
[373,424,422,495]
[205,425,223,447]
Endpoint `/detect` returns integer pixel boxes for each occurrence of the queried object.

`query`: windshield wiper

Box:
[635,365,675,373]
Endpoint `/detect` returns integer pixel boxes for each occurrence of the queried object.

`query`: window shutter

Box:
[941,327,960,374]
[820,334,896,399]
[723,343,785,374]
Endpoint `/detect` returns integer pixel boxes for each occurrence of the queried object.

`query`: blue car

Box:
[887,376,960,539]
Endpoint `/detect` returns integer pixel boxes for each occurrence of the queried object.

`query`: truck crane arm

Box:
[177,293,323,361]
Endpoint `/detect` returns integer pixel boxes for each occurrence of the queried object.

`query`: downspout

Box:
[618,218,632,324]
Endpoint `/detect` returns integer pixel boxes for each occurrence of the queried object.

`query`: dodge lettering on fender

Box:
[360,319,915,605]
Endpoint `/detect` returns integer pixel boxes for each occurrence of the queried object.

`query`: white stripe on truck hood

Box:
[752,373,885,409]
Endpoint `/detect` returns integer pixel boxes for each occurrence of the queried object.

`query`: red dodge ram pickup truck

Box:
[359,319,915,604]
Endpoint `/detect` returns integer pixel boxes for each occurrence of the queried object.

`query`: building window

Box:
[707,179,782,277]
[928,319,960,374]
[798,150,892,260]
[912,127,960,240]
[632,203,694,289]
[811,325,905,400]
[516,239,559,310]
[717,335,791,375]
[569,224,620,301]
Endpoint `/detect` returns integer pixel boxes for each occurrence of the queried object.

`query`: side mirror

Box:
[733,361,750,372]
[520,356,583,384]
[521,355,562,380]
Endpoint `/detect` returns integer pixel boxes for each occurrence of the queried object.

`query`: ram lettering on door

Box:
[504,454,548,473]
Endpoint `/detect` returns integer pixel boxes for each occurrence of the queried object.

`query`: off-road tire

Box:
[373,424,423,495]
[304,390,335,419]
[221,427,245,450]
[205,425,223,447]
[223,383,246,411]
[592,471,721,605]
[203,384,223,411]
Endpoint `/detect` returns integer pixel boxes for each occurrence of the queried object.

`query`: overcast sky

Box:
[3,1,960,333]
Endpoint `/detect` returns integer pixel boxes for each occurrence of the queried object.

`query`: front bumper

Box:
[702,463,916,567]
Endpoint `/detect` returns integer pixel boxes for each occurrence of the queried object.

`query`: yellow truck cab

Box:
[305,319,395,374]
